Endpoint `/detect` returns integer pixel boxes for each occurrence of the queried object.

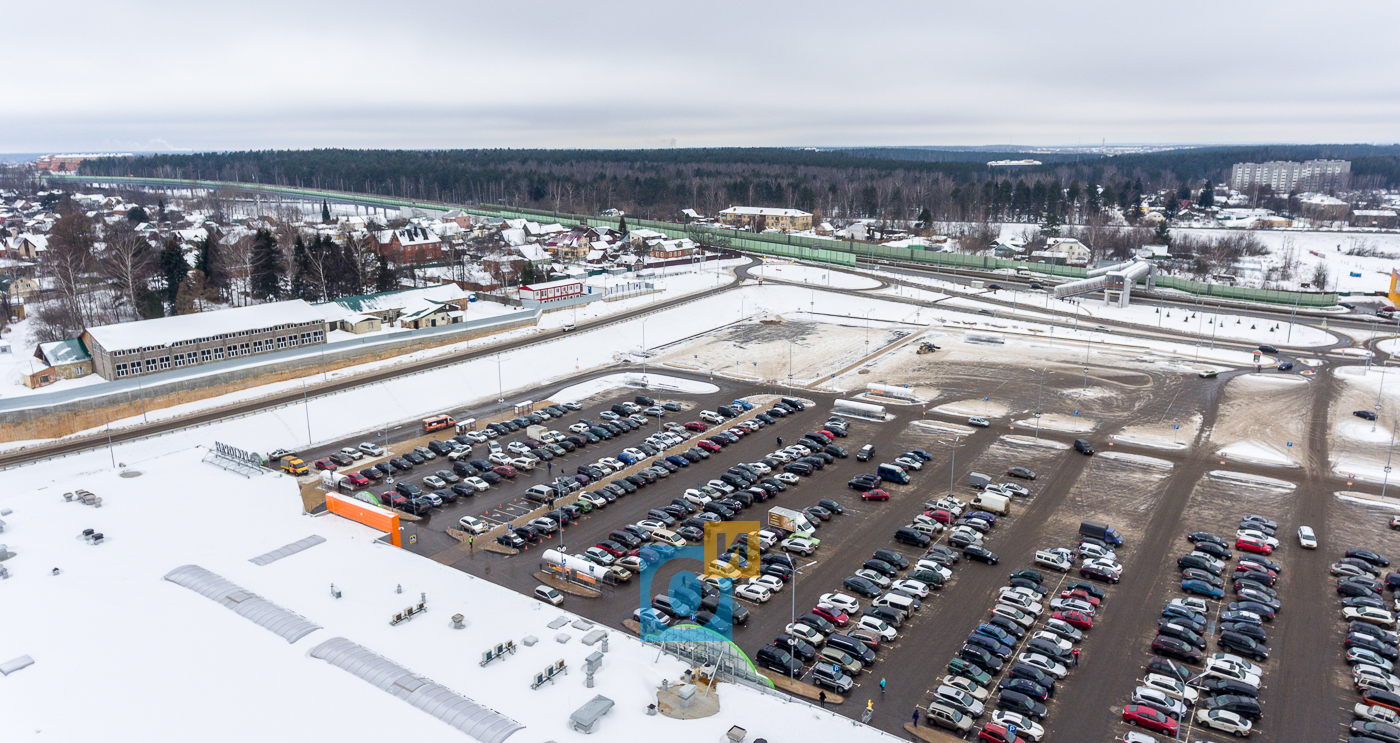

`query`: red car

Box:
[697,440,722,453]
[727,428,747,438]
[314,459,337,471]
[977,723,1025,743]
[814,430,835,441]
[346,472,370,487]
[1236,537,1273,555]
[1060,589,1100,606]
[862,489,891,501]
[595,542,624,557]
[812,606,849,627]
[684,421,707,432]
[926,508,953,524]
[1051,609,1093,630]
[1122,703,1177,735]
[383,492,408,509]
[493,465,517,479]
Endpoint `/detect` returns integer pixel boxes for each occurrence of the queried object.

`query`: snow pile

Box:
[752,262,881,290]
[1098,451,1174,469]
[1208,470,1298,492]
[552,373,719,403]
[1218,441,1301,467]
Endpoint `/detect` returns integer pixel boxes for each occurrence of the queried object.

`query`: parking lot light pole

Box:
[641,317,651,379]
[1036,368,1046,441]
[1375,364,1389,434]
[1383,416,1399,500]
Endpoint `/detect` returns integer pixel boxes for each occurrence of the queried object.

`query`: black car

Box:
[1353,623,1400,645]
[390,457,414,471]
[478,470,502,484]
[1351,721,1400,743]
[964,545,999,564]
[844,575,882,598]
[754,646,802,676]
[1007,663,1057,692]
[1197,676,1259,698]
[1350,549,1393,567]
[1219,631,1269,661]
[771,634,817,663]
[818,499,845,515]
[1221,621,1268,644]
[1152,635,1202,663]
[785,462,814,476]
[1000,676,1051,703]
[450,483,476,498]
[927,545,961,565]
[1009,577,1044,595]
[1348,633,1400,660]
[848,475,879,492]
[1146,656,1192,683]
[404,451,426,465]
[894,527,930,547]
[986,615,1027,639]
[1202,694,1263,722]
[1193,541,1232,560]
[359,467,384,481]
[959,644,1003,673]
[997,690,1046,721]
[1188,531,1228,547]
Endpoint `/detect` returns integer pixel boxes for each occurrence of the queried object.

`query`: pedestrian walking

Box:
[818,691,826,706]
[777,436,783,447]
[1072,647,1080,667]
[880,678,886,694]
[912,708,920,726]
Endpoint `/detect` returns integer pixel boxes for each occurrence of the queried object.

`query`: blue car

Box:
[732,400,753,411]
[666,454,690,468]
[975,623,1018,646]
[1162,605,1205,624]
[618,452,639,465]
[966,632,1013,658]
[1182,579,1224,599]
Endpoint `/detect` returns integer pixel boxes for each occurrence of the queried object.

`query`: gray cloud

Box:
[4,0,1397,151]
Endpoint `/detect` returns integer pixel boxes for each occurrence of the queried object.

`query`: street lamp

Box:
[641,317,651,379]
[1383,415,1399,500]
[864,309,874,356]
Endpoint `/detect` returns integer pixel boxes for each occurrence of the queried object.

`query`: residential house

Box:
[1042,238,1091,266]
[370,226,443,264]
[0,275,40,319]
[1352,210,1399,229]
[1298,194,1350,222]
[519,278,585,305]
[316,283,473,329]
[482,253,524,285]
[648,238,697,261]
[6,234,48,260]
[24,338,95,388]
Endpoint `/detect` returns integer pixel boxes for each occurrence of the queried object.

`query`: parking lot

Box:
[284,341,1400,742]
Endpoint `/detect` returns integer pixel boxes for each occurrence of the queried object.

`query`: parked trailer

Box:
[542,549,625,586]
[866,383,916,401]
[834,399,886,417]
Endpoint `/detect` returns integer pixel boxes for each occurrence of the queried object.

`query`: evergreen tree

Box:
[916,206,933,229]
[321,200,332,223]
[616,215,628,234]
[195,232,224,293]
[1153,220,1172,245]
[126,205,149,224]
[1041,211,1062,238]
[1198,180,1215,208]
[375,253,397,291]
[175,269,207,315]
[1085,182,1102,214]
[249,228,284,300]
[157,238,188,306]
[291,236,314,300]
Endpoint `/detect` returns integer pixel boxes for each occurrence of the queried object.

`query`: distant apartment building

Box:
[718,206,813,232]
[1230,159,1351,193]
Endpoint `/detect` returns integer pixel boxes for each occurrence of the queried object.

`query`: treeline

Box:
[79,145,1400,224]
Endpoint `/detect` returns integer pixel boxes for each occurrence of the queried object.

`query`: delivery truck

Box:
[1080,520,1124,546]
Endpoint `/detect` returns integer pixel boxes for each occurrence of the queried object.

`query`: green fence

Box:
[52,175,1335,305]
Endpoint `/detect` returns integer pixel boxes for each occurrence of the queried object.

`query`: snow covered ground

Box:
[1329,365,1400,483]
[0,448,896,743]
[1210,373,1311,468]
[551,373,718,403]
[752,261,882,290]
[1170,227,1400,295]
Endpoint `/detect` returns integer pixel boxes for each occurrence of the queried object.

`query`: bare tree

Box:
[99,225,156,320]
[39,207,103,335]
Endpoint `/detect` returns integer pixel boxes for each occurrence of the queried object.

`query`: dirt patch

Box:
[1209,373,1312,466]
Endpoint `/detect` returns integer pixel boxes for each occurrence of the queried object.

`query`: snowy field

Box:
[1329,365,1400,482]
[0,448,896,743]
[1210,373,1312,467]
[751,260,882,290]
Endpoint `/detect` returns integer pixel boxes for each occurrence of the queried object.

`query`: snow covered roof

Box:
[1354,210,1398,217]
[0,448,897,743]
[84,300,326,353]
[520,278,582,291]
[719,206,812,218]
[318,284,470,323]
[36,338,91,366]
[517,244,548,262]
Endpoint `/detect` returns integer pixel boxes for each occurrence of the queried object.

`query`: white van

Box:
[971,492,1010,515]
[650,529,686,547]
[908,521,942,537]
[874,591,918,614]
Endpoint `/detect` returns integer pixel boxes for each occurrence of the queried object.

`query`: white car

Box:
[463,476,489,491]
[487,452,512,466]
[447,446,473,461]
[775,473,800,485]
[358,442,384,457]
[748,462,772,475]
[997,592,1043,615]
[749,575,784,593]
[1346,606,1397,627]
[1207,654,1262,677]
[1236,529,1279,548]
[1078,543,1116,561]
[989,711,1043,741]
[1049,597,1094,615]
[894,456,923,471]
[941,674,989,700]
[507,442,532,455]
[699,411,723,424]
[1195,709,1252,737]
[999,586,1041,602]
[819,592,861,615]
[1356,664,1400,690]
[683,490,712,506]
[1083,557,1123,576]
[854,569,892,588]
[915,561,953,581]
[1297,525,1317,549]
[462,432,489,443]
[1031,631,1073,655]
[857,614,897,641]
[991,605,1034,628]
[785,622,824,646]
[534,585,564,605]
[1169,597,1209,615]
[636,520,668,534]
[735,584,772,603]
[781,537,817,555]
[569,422,592,434]
[891,579,929,598]
[769,451,793,463]
[339,446,366,460]
[1203,659,1261,688]
[422,475,447,489]
[1143,673,1198,706]
[999,483,1029,497]
[1132,687,1186,720]
[511,457,536,471]
[578,492,607,508]
[1016,652,1068,679]
[1356,703,1400,725]
[968,416,991,428]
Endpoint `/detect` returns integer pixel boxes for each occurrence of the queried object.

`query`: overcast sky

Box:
[5,0,1397,153]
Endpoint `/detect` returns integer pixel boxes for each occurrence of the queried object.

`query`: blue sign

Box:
[1174,424,1180,430]
[1007,723,1017,737]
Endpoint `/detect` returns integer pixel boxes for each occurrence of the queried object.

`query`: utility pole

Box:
[1036,368,1046,440]
[1383,416,1398,500]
